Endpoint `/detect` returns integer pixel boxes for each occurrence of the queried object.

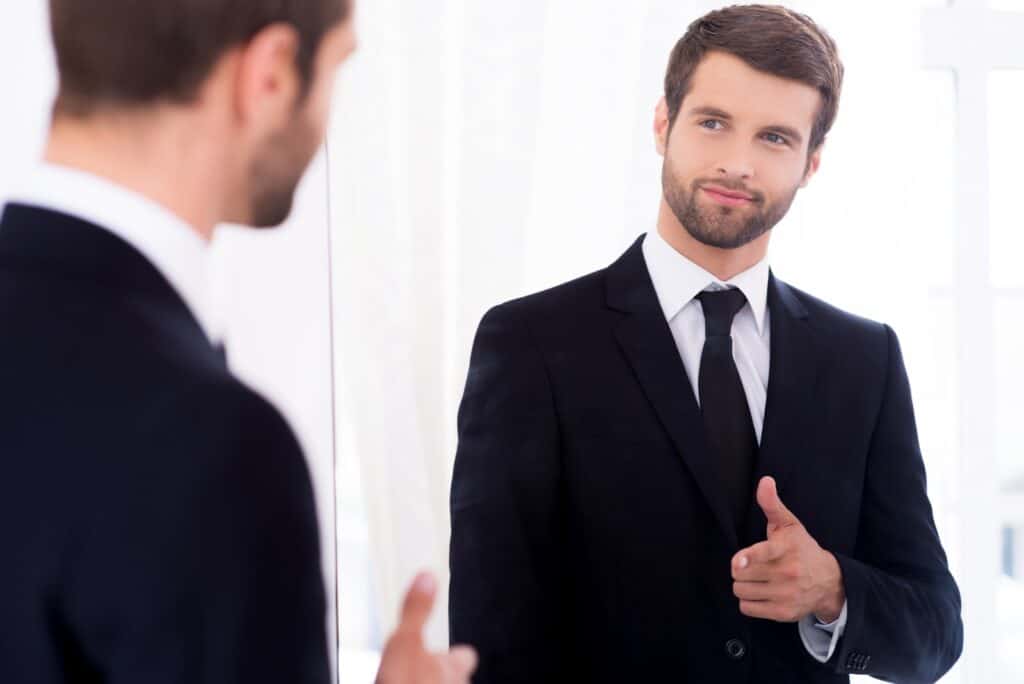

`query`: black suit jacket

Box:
[450,236,963,683]
[0,205,329,684]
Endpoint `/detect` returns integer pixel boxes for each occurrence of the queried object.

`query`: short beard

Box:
[662,156,798,250]
[247,108,320,228]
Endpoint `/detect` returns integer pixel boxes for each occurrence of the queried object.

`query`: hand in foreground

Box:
[375,572,478,684]
[731,477,845,624]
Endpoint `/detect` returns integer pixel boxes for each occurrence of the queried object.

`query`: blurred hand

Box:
[731,477,845,624]
[375,572,478,684]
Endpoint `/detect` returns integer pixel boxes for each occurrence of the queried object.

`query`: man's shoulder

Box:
[775,278,892,359]
[97,371,308,523]
[117,364,306,497]
[480,267,610,331]
[167,371,296,445]
[0,275,302,483]
[779,279,884,329]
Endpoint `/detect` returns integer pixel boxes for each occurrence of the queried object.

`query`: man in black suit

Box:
[450,5,962,683]
[0,1,475,683]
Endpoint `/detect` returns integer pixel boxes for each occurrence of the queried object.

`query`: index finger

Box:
[398,571,437,633]
[733,540,784,573]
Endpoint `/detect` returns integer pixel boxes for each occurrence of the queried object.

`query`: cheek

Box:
[765,162,809,199]
[670,129,716,170]
[666,133,711,182]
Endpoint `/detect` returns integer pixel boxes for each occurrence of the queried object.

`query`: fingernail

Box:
[414,572,436,594]
[738,556,749,569]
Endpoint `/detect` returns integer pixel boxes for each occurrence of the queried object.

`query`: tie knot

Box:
[697,288,747,338]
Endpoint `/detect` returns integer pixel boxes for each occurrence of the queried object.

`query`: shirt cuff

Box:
[798,600,848,663]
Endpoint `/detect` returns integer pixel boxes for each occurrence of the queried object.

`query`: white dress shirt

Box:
[641,229,847,663]
[6,163,219,344]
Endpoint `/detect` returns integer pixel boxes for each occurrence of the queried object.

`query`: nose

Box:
[715,139,755,181]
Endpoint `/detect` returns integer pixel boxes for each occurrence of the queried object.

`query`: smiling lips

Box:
[700,184,756,207]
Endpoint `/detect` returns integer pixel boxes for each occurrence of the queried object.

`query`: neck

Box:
[45,110,234,242]
[655,197,770,281]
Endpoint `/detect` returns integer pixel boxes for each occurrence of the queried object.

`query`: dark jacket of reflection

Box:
[450,235,963,684]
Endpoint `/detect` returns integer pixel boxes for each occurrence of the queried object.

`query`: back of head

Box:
[49,0,350,117]
[46,0,355,230]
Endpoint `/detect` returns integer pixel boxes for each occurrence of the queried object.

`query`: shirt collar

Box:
[641,229,770,335]
[7,163,219,343]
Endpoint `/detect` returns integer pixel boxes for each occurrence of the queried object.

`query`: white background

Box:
[3,1,1024,683]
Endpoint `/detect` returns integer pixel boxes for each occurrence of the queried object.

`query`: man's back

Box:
[0,204,330,684]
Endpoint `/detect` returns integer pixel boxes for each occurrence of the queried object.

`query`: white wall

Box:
[0,3,55,204]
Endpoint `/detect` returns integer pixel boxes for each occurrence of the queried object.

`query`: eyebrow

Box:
[687,105,805,145]
[689,106,733,120]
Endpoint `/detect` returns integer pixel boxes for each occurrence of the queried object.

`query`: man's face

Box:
[248,19,357,228]
[657,50,823,250]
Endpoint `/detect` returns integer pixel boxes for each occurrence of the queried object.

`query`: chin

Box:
[249,215,290,230]
[248,194,296,229]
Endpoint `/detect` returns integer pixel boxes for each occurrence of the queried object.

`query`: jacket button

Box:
[725,638,747,660]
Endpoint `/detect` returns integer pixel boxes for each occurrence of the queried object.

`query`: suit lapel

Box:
[607,237,739,549]
[745,274,824,540]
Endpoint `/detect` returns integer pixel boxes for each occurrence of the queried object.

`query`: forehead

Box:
[684,50,821,133]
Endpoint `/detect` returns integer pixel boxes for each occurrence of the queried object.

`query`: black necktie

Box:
[696,288,757,534]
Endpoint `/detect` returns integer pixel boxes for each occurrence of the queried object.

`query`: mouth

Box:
[700,185,756,207]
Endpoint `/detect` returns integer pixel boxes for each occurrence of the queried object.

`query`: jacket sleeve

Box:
[831,325,963,682]
[449,303,568,683]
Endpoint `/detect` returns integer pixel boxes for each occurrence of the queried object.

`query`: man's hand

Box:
[376,572,478,684]
[732,477,845,624]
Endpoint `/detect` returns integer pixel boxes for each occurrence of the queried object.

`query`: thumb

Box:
[757,476,799,532]
[397,571,437,634]
[440,645,479,681]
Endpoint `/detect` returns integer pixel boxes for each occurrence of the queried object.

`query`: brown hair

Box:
[664,4,843,151]
[49,0,350,117]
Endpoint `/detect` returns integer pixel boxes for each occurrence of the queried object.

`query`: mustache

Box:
[692,178,765,204]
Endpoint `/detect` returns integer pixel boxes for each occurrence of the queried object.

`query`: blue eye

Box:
[763,132,788,146]
[700,119,724,130]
